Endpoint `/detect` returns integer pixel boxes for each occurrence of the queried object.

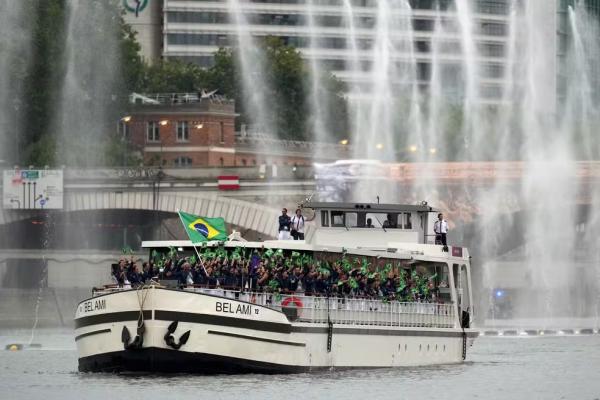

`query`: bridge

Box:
[1,161,599,245]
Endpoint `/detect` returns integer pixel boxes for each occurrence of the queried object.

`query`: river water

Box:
[1,329,599,400]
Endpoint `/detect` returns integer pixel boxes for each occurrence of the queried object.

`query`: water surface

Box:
[1,330,599,400]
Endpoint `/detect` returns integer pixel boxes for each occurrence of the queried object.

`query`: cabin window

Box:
[331,211,345,227]
[403,212,413,229]
[365,213,387,228]
[321,210,329,227]
[346,212,358,227]
[383,213,398,229]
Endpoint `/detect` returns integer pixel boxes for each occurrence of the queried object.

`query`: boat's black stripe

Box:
[78,348,310,374]
[74,328,111,342]
[207,330,306,347]
[292,326,479,338]
[74,311,152,329]
[154,310,291,334]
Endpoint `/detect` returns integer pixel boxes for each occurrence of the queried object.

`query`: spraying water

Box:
[226,0,275,138]
[54,0,122,167]
[453,0,479,158]
[0,0,32,166]
[306,0,330,156]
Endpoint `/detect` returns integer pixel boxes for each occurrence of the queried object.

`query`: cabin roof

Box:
[140,240,469,261]
[303,202,437,213]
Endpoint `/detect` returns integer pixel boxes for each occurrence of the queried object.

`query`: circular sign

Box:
[40,199,46,206]
[123,0,148,14]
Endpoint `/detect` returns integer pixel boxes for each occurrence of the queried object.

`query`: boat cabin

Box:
[303,201,437,248]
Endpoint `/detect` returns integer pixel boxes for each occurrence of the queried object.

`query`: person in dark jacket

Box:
[278,208,292,240]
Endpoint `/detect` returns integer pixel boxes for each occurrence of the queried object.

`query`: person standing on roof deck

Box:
[433,213,448,246]
[291,208,305,240]
[278,208,292,240]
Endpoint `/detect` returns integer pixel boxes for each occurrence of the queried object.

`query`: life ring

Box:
[281,296,303,309]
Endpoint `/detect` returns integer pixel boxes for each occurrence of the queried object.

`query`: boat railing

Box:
[189,287,457,329]
[91,285,456,329]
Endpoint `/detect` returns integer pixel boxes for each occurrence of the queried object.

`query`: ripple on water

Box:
[1,333,600,400]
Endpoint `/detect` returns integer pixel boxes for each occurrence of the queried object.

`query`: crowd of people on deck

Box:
[111,247,446,303]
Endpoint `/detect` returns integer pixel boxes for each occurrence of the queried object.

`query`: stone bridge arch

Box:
[0,191,280,239]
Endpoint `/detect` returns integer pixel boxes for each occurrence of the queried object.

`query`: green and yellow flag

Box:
[178,211,228,243]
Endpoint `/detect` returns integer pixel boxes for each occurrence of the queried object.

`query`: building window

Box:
[173,156,192,167]
[147,121,159,142]
[220,121,225,144]
[177,121,189,142]
[242,159,247,166]
[219,157,224,166]
[118,121,130,138]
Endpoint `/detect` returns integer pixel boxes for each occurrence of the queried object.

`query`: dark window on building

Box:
[173,156,193,167]
[220,121,225,144]
[118,121,130,138]
[147,121,159,142]
[177,121,189,142]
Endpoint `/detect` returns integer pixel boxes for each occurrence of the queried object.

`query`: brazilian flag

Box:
[178,211,228,243]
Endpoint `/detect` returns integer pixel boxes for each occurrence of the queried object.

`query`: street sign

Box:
[2,169,64,209]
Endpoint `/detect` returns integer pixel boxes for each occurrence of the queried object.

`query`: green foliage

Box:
[25,135,57,168]
[139,59,207,93]
[21,0,139,167]
[119,18,144,92]
[204,48,237,99]
[23,0,67,163]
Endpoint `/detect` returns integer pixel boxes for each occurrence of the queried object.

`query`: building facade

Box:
[123,93,348,167]
[121,1,598,121]
[124,93,238,167]
[121,0,163,61]
[162,0,518,101]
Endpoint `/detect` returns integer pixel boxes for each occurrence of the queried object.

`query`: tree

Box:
[138,59,207,93]
[263,36,310,140]
[22,0,67,165]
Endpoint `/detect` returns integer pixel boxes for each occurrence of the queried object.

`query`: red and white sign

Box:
[218,175,240,190]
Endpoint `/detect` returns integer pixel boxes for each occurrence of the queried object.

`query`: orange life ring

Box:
[281,296,303,309]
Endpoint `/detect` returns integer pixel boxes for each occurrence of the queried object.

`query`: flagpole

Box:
[177,210,209,278]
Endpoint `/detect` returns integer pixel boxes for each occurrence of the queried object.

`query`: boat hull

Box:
[78,347,312,374]
[75,287,478,373]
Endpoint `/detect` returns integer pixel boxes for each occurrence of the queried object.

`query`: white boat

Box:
[75,201,478,373]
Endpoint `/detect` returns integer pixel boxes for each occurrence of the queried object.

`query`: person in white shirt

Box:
[433,213,448,246]
[290,208,305,240]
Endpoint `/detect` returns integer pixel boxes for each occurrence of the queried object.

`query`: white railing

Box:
[91,285,456,329]
[191,288,457,329]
